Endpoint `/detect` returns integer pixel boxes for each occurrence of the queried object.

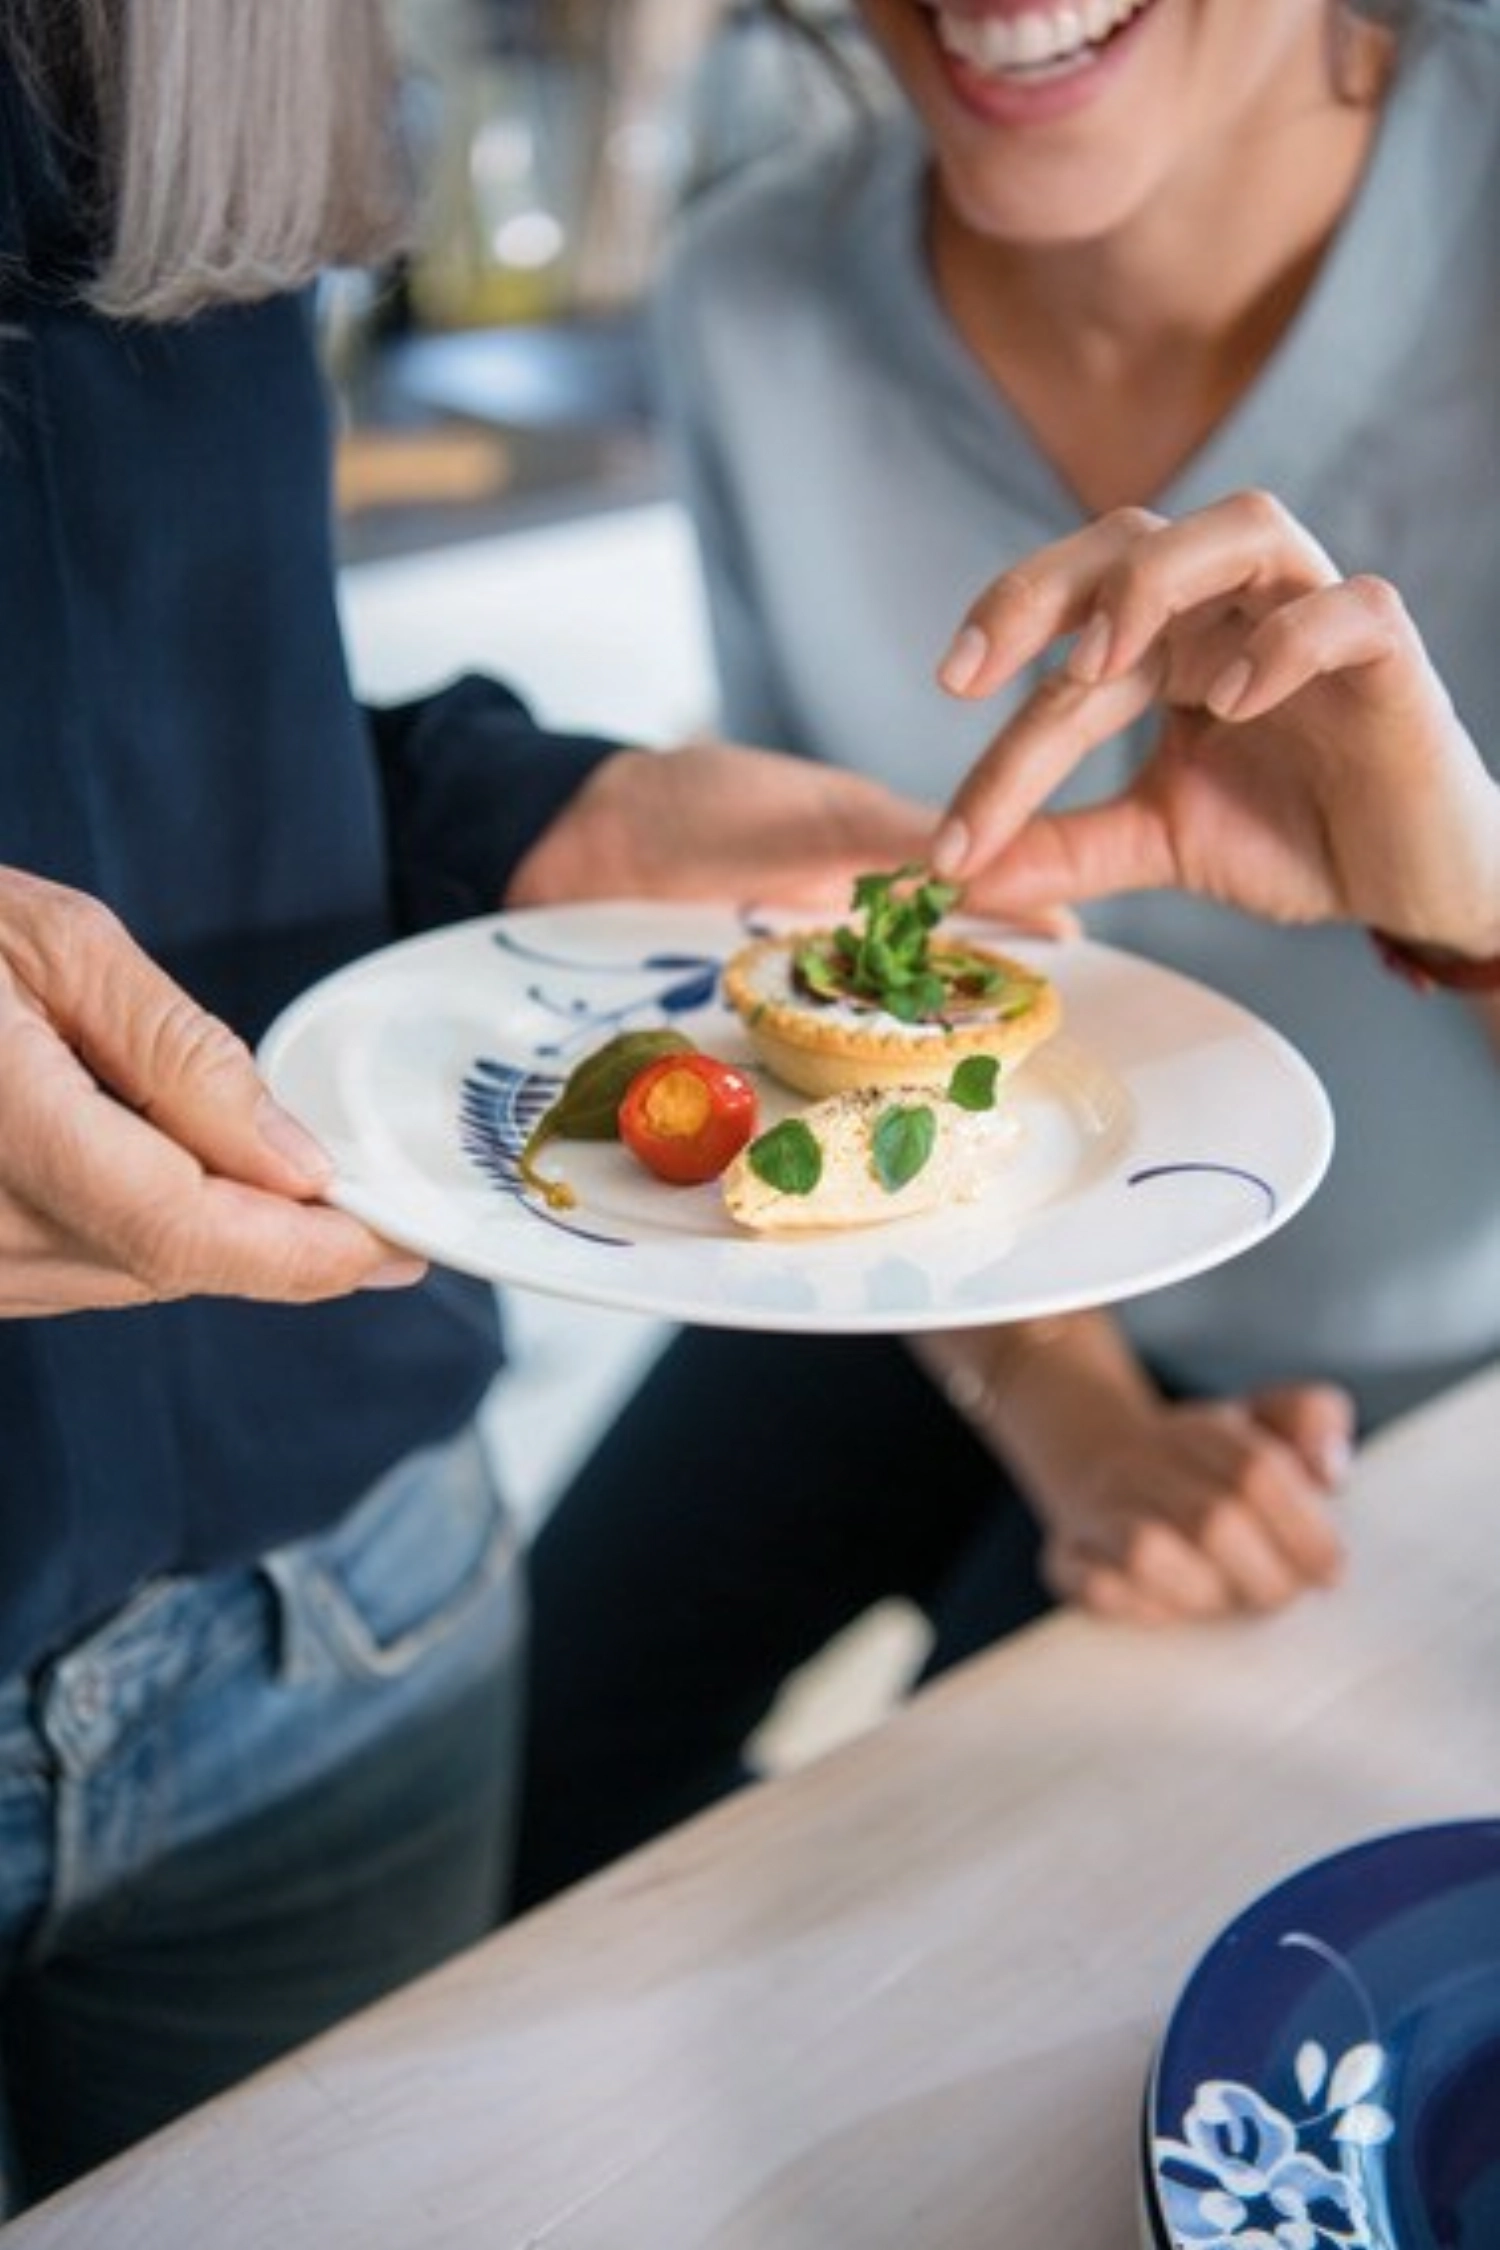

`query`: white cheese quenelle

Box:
[722,1084,1014,1234]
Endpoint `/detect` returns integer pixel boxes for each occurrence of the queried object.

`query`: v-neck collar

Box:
[858,15,1500,531]
[1166,13,1500,514]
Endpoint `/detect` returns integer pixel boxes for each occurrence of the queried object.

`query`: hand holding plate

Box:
[0,867,424,1315]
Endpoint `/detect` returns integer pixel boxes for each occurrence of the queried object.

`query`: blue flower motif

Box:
[1155,2056,1390,2248]
[488,928,722,1058]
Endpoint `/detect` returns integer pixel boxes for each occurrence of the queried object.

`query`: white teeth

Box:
[935,0,1147,76]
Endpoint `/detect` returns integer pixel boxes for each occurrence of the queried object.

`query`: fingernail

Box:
[1069,611,1111,683]
[931,817,970,878]
[1315,1431,1354,1486]
[937,623,988,695]
[359,1256,428,1291]
[256,1095,331,1183]
[1207,658,1254,717]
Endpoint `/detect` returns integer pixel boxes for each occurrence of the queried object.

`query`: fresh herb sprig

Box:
[792,864,1005,1024]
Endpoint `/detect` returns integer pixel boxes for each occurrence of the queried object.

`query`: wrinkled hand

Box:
[506,739,936,913]
[0,868,425,1316]
[932,494,1500,957]
[1038,1382,1354,1627]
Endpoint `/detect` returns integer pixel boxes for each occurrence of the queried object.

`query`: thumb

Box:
[1249,1383,1357,1489]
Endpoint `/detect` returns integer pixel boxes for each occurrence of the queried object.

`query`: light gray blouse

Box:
[653,13,1500,1420]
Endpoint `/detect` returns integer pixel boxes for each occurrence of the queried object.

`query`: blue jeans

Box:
[0,1424,524,2215]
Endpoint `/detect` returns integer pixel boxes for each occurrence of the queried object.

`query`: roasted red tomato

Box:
[618,1051,759,1186]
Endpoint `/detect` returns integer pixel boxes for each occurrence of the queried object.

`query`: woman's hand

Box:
[1033,1385,1353,1627]
[0,868,424,1315]
[913,1310,1351,1629]
[505,739,936,914]
[931,494,1500,958]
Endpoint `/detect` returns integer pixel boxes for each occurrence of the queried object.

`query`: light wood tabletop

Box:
[15,1364,1500,2250]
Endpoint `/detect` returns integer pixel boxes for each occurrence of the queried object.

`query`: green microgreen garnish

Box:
[747,1117,823,1197]
[871,1103,937,1193]
[947,1055,1001,1112]
[792,864,1007,1025]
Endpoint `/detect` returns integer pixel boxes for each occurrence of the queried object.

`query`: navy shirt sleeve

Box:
[369,673,618,929]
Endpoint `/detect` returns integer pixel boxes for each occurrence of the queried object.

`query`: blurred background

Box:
[330,0,878,555]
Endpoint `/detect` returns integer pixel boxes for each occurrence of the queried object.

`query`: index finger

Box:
[932,654,1158,883]
[930,514,1170,883]
[936,507,1168,700]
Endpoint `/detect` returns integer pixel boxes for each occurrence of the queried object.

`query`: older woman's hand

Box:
[931,494,1500,960]
[505,739,936,915]
[0,868,424,1315]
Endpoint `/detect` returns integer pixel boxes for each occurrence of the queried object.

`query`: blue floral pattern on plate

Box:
[458,1057,630,1247]
[486,923,726,1059]
[1144,1822,1500,2250]
[456,921,737,1243]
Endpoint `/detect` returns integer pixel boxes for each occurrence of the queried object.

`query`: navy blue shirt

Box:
[0,57,617,1674]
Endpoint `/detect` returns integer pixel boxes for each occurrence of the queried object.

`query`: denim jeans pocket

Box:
[262,1426,520,1685]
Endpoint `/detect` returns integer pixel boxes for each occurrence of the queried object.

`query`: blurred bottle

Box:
[403,0,721,331]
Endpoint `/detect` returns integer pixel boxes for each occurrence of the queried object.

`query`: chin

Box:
[934,143,1170,248]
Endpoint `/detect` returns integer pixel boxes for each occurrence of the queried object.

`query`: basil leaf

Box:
[747,1118,823,1196]
[915,875,962,925]
[871,1103,937,1193]
[792,937,848,1003]
[948,1055,1001,1111]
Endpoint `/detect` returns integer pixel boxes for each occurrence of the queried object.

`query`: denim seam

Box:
[275,1508,519,1683]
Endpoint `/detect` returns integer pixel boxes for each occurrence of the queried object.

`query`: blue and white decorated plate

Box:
[259,901,1332,1333]
[1143,1821,1500,2250]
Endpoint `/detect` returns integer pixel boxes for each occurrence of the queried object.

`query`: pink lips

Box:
[919,0,1161,130]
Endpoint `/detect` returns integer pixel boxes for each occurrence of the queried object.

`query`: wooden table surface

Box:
[16,1365,1500,2250]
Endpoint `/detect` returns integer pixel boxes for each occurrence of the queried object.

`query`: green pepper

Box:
[518,1028,694,1208]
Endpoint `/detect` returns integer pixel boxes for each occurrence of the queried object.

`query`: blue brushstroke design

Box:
[459,1056,630,1246]
[489,927,723,1058]
[1127,1159,1277,1222]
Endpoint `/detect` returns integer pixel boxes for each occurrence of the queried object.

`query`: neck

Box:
[930,81,1383,512]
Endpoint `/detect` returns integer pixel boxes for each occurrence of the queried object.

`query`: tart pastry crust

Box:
[723,932,1061,1098]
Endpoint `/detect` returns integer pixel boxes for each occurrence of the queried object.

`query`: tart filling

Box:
[723,930,1061,1098]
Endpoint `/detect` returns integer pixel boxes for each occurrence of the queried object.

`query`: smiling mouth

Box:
[925,0,1156,79]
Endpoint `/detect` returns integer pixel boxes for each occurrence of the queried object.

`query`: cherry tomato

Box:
[618,1051,759,1186]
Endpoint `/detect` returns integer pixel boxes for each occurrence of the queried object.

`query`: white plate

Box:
[258,902,1333,1334]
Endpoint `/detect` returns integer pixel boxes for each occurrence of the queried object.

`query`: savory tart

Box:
[722,868,1060,1099]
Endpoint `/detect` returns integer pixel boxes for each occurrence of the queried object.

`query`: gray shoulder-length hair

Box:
[5,0,412,323]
